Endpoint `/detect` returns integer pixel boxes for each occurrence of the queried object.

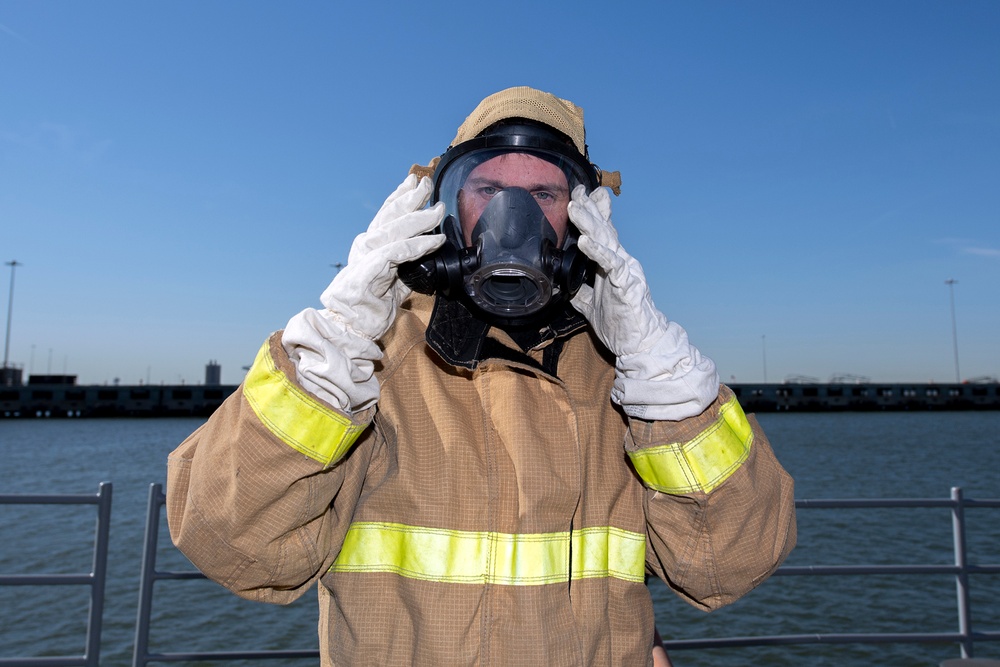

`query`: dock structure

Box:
[0,378,237,418]
[1,377,998,418]
[731,381,1000,412]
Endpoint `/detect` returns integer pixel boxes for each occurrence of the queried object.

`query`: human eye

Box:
[533,186,567,205]
[464,179,501,199]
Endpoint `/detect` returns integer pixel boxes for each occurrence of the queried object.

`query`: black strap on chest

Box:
[425,296,587,377]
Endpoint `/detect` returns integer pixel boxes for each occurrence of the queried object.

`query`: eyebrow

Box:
[464,176,569,194]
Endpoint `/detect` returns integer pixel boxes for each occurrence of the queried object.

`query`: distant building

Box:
[28,375,76,385]
[205,360,221,386]
[1,366,23,387]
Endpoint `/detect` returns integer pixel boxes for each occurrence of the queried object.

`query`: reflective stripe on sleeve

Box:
[330,522,646,585]
[627,396,753,494]
[243,339,367,466]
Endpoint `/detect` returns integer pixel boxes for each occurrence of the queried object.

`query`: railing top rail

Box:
[663,631,993,650]
[0,492,104,505]
[0,481,111,506]
[795,494,1000,510]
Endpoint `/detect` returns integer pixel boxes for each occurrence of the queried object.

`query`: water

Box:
[1,412,998,666]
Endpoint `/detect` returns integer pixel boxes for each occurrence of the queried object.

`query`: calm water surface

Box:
[1,412,998,666]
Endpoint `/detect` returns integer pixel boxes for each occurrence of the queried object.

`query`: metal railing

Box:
[132,484,319,666]
[663,487,1000,658]
[0,482,113,667]
[4,481,993,663]
[131,484,1000,664]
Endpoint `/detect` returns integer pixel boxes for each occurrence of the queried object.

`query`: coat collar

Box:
[424,295,589,375]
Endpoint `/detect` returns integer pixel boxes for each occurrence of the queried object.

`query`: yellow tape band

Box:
[571,526,647,583]
[243,340,366,466]
[628,397,753,494]
[331,522,645,585]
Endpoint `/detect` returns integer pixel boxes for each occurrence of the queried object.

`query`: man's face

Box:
[457,153,571,246]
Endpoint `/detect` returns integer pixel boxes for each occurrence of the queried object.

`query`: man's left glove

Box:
[282,174,445,412]
[568,185,719,421]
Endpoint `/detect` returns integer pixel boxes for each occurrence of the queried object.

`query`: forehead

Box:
[465,153,568,187]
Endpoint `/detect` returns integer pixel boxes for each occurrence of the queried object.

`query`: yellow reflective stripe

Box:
[330,522,645,585]
[628,396,753,494]
[243,340,366,466]
[571,526,646,583]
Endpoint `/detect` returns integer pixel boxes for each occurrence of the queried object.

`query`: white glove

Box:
[568,185,719,421]
[282,174,445,412]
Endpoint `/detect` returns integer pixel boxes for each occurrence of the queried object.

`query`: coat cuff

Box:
[625,385,753,495]
[243,333,373,467]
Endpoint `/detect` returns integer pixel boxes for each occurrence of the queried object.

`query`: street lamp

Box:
[3,260,22,371]
[945,279,960,383]
[761,334,768,384]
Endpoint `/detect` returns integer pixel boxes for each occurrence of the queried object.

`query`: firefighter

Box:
[167,86,796,666]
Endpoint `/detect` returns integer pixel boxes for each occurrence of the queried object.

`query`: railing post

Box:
[86,481,113,667]
[952,486,973,658]
[132,483,165,667]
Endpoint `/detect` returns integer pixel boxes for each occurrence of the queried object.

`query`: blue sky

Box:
[1,1,997,386]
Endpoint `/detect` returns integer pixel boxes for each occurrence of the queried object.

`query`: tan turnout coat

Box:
[167,293,796,666]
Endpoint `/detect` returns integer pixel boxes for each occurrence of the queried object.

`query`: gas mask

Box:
[400,121,599,327]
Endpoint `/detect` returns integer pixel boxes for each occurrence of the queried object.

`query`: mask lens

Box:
[435,148,590,245]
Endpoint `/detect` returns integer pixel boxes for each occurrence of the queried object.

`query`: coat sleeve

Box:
[626,384,796,611]
[166,332,377,604]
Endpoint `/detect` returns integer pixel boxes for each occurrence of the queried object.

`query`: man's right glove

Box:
[282,174,445,412]
[568,185,719,421]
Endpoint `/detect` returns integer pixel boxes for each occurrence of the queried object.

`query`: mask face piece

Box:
[464,187,558,320]
[398,121,599,327]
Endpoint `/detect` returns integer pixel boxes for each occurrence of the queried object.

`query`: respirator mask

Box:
[400,121,599,327]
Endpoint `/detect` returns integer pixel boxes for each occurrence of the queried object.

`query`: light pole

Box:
[3,260,22,370]
[945,279,960,383]
[761,334,768,383]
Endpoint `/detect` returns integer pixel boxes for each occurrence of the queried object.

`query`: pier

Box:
[0,377,236,418]
[731,381,1000,412]
[1,377,998,417]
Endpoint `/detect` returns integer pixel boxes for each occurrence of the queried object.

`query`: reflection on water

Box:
[1,412,999,665]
